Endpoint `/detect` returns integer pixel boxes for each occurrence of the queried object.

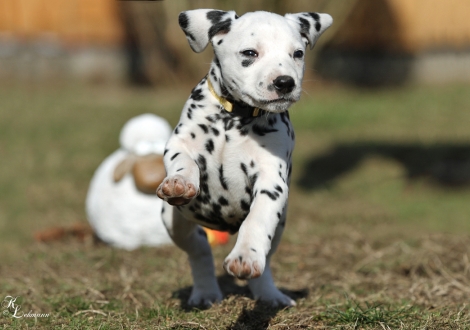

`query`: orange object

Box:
[203,228,229,246]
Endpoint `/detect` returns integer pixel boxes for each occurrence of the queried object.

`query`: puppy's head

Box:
[179,9,332,112]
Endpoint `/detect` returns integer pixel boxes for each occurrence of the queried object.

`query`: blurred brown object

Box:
[113,154,166,195]
[132,154,166,194]
[326,0,470,53]
[34,223,93,243]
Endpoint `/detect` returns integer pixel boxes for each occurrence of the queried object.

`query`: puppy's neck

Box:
[208,58,238,101]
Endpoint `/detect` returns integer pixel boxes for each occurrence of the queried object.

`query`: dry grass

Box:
[1,233,469,329]
[1,82,470,329]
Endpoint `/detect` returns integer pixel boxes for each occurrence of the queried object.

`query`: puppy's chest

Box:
[176,110,294,233]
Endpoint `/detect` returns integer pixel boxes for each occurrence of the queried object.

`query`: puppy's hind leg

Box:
[162,205,223,308]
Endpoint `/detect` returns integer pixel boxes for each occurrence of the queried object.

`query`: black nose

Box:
[273,75,296,94]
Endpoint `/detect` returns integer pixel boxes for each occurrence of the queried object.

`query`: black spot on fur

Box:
[190,88,204,101]
[259,82,263,87]
[277,212,281,219]
[242,59,255,67]
[268,235,272,240]
[205,139,215,154]
[315,22,322,32]
[210,68,218,82]
[260,189,279,201]
[170,153,180,161]
[217,39,223,45]
[219,165,228,190]
[299,17,311,35]
[250,248,256,252]
[191,132,196,139]
[250,173,258,187]
[245,186,252,195]
[231,79,239,88]
[218,196,229,206]
[176,168,184,172]
[274,185,283,193]
[225,134,230,142]
[207,10,226,24]
[239,128,249,136]
[240,200,250,211]
[211,127,220,136]
[163,149,169,156]
[250,160,255,168]
[198,124,209,133]
[240,163,248,175]
[309,12,320,21]
[178,12,189,29]
[208,18,232,40]
[214,56,222,70]
[197,154,207,171]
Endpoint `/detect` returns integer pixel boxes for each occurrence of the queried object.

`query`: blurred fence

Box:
[1,0,470,85]
[118,0,352,85]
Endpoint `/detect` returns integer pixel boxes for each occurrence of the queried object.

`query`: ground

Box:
[0,81,470,329]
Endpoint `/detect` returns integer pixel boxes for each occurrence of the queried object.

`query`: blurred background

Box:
[1,0,470,85]
[0,0,470,249]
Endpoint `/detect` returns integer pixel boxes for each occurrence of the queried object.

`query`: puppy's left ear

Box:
[179,9,238,53]
[285,12,333,49]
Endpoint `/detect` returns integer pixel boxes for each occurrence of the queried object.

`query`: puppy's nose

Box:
[273,75,295,94]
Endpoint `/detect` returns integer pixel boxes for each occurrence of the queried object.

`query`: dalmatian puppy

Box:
[157,9,332,307]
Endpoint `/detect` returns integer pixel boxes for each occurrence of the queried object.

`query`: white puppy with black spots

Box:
[157,9,332,307]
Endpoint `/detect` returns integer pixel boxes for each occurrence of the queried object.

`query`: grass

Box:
[1,80,470,329]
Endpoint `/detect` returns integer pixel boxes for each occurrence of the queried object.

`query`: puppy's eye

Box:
[241,49,258,57]
[293,50,304,59]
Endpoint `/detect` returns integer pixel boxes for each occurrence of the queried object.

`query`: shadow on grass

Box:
[174,274,308,328]
[297,142,470,190]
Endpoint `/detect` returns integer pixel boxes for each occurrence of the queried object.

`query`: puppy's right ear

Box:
[179,9,238,53]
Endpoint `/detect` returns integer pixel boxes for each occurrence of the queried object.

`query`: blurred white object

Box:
[86,113,173,250]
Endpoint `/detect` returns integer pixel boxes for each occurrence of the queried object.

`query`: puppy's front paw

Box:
[156,175,199,206]
[224,249,265,280]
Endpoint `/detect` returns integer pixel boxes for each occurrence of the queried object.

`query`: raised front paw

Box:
[156,175,199,206]
[223,249,265,280]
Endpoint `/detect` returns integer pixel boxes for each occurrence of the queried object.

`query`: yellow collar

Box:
[207,78,261,117]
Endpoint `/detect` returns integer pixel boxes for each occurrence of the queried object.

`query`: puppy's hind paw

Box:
[257,290,296,308]
[187,288,223,309]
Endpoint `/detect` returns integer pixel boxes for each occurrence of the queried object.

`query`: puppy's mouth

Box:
[243,92,297,107]
[258,97,297,104]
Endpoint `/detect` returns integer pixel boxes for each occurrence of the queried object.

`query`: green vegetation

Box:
[1,81,469,329]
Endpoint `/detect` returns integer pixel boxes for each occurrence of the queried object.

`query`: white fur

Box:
[86,114,173,250]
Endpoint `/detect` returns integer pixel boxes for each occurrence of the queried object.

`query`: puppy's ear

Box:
[179,9,238,53]
[284,12,333,49]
